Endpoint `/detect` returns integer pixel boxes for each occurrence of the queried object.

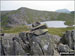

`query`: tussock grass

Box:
[2,26,29,33]
[48,27,74,36]
[1,25,74,37]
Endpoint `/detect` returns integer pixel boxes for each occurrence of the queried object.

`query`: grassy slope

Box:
[1,7,74,28]
[48,27,74,36]
[2,25,29,33]
[2,25,74,37]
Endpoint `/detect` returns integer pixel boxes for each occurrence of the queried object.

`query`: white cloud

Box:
[1,1,74,11]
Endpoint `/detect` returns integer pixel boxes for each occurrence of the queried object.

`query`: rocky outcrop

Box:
[1,32,55,55]
[57,43,71,52]
[60,30,75,50]
[0,22,74,56]
[1,30,74,56]
[0,23,55,55]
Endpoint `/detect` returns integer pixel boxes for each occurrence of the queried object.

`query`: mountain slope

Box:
[1,7,74,28]
[56,9,70,13]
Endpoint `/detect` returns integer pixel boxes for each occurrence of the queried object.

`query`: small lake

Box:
[73,25,75,26]
[27,21,74,28]
[41,21,68,28]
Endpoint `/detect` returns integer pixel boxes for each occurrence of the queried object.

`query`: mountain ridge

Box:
[1,7,74,28]
[56,9,71,13]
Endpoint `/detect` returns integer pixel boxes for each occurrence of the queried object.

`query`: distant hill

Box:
[71,11,75,14]
[56,9,70,13]
[1,7,74,28]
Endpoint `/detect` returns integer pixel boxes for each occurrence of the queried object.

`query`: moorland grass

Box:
[48,27,74,37]
[2,25,29,33]
[1,26,74,37]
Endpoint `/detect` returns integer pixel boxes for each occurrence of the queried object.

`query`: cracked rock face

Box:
[0,32,55,55]
[57,43,71,52]
[60,30,75,50]
[30,33,54,55]
[1,30,74,55]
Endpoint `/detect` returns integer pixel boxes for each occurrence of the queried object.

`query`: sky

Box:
[1,1,74,11]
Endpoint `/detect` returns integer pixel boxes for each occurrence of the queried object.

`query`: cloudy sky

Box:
[1,1,74,11]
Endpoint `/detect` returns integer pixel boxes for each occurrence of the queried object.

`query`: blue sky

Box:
[1,1,74,11]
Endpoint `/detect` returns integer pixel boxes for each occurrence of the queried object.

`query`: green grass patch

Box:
[2,26,29,33]
[1,25,74,37]
[48,27,74,37]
